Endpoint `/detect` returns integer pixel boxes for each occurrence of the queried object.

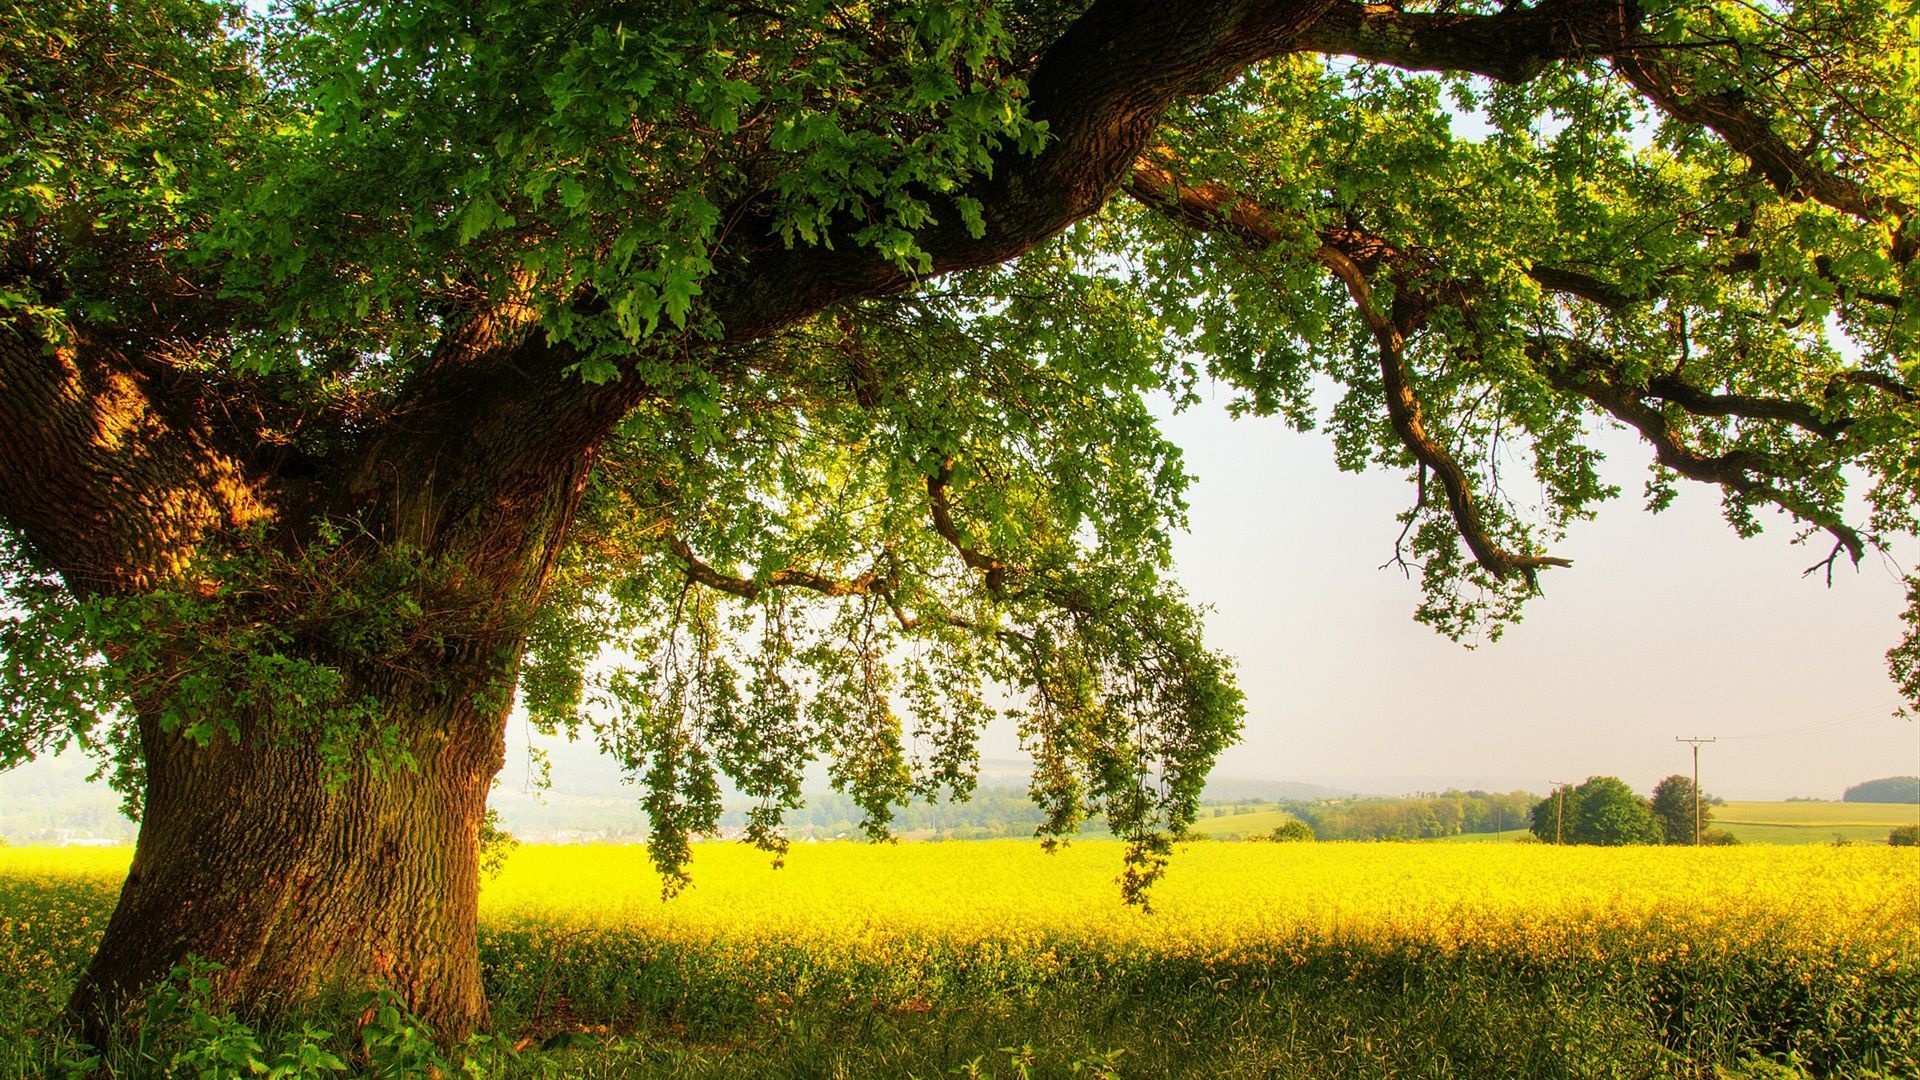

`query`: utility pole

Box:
[1676,737,1716,846]
[1548,779,1569,845]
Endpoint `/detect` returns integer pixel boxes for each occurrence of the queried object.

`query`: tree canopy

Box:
[1531,776,1663,846]
[1650,773,1712,844]
[3,0,1919,1038]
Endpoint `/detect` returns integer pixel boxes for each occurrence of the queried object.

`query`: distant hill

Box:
[1843,776,1920,804]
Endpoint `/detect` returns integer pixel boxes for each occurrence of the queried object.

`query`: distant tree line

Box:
[748,787,1092,839]
[1843,776,1920,804]
[759,788,1540,843]
[1278,791,1537,842]
[1530,775,1734,846]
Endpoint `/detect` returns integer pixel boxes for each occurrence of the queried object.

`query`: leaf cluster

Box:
[518,244,1241,897]
[0,522,524,810]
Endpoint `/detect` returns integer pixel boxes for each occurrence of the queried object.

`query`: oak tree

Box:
[1569,775,1663,846]
[4,0,1919,1041]
[1650,772,1712,844]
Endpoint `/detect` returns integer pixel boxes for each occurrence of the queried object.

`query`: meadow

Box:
[1713,802,1920,846]
[1189,800,1920,846]
[1185,808,1306,837]
[4,838,1918,1077]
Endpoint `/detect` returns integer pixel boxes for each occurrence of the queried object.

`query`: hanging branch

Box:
[1128,158,1572,584]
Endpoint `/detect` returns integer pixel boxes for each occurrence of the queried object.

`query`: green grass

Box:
[1715,802,1920,846]
[1186,800,1920,846]
[1185,807,1303,836]
[1717,801,1919,826]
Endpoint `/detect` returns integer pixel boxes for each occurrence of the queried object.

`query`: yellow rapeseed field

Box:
[6,840,1915,962]
[479,839,1920,955]
[5,840,1919,1075]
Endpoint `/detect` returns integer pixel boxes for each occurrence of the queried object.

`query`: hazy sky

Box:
[1139,394,1915,801]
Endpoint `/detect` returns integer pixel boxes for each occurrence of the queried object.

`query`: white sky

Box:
[1136,394,1916,801]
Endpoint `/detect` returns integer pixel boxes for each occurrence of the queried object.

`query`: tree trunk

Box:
[3,304,601,1044]
[68,665,513,1044]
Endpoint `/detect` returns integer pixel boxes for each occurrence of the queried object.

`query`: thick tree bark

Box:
[1,317,592,1040]
[48,444,588,1041]
[69,667,513,1043]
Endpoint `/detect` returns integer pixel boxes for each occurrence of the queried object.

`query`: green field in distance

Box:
[1187,800,1919,844]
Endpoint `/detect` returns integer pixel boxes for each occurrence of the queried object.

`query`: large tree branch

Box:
[702,0,1348,343]
[1643,371,1845,438]
[1833,370,1919,406]
[927,458,1013,596]
[666,531,992,638]
[1127,152,1909,582]
[1127,158,1571,583]
[667,535,885,600]
[340,0,1362,572]
[0,323,272,592]
[1128,156,1647,309]
[1293,0,1639,83]
[1534,334,1867,565]
[1317,247,1573,584]
[1612,54,1903,234]
[1524,266,1641,311]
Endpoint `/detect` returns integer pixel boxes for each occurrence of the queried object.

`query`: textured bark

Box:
[69,669,512,1043]
[1292,0,1639,84]
[0,312,594,1039]
[0,326,270,592]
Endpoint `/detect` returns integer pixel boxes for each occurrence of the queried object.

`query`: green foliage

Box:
[0,536,122,776]
[0,0,265,334]
[507,251,1244,895]
[1570,777,1662,847]
[1530,778,1661,846]
[478,809,518,881]
[1651,774,1713,845]
[1126,4,1920,644]
[187,0,1043,365]
[955,1044,1126,1080]
[1287,790,1535,841]
[66,958,516,1078]
[1,526,517,803]
[1529,785,1582,845]
[1890,824,1920,847]
[1268,820,1315,843]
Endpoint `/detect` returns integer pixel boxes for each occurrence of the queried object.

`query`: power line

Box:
[1717,701,1905,741]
